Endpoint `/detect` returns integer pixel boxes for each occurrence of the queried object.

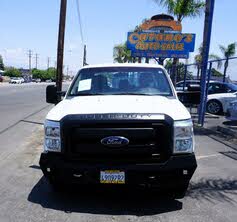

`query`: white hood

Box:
[46,95,191,121]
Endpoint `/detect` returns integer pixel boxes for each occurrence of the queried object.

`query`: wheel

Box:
[48,176,65,192]
[207,100,223,115]
[172,188,188,199]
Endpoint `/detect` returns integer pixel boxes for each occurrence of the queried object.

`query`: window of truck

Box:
[68,67,173,97]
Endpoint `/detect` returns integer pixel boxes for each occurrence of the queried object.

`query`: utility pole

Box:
[83,44,87,66]
[198,0,215,126]
[66,66,69,76]
[35,53,39,69]
[27,50,32,73]
[47,57,50,69]
[56,0,67,95]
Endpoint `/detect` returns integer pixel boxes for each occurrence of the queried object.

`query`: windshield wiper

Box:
[111,93,154,96]
[69,93,106,96]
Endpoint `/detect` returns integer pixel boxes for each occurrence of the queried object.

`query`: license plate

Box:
[100,170,125,184]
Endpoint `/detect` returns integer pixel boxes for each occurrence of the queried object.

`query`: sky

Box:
[0,0,237,79]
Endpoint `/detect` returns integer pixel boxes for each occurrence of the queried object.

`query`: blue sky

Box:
[0,0,237,79]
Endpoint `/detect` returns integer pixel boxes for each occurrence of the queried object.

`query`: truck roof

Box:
[80,63,165,70]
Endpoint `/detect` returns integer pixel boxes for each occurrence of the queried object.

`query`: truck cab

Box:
[40,63,197,198]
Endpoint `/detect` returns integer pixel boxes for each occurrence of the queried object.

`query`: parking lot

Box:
[0,83,236,222]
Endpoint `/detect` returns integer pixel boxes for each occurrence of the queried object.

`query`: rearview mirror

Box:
[46,85,58,104]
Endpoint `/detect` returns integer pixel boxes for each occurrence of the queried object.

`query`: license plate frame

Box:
[100,170,125,184]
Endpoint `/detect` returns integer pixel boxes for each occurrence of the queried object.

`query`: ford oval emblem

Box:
[101,136,129,147]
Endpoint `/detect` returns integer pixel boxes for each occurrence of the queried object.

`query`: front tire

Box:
[207,100,223,115]
[172,187,188,199]
[48,176,65,192]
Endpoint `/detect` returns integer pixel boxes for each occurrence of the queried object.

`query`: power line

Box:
[75,0,84,44]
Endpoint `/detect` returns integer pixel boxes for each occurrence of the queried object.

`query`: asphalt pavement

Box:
[0,83,236,222]
[0,83,51,133]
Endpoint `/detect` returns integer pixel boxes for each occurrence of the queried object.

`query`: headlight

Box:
[44,120,61,152]
[173,119,194,154]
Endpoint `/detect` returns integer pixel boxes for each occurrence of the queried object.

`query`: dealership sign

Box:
[127,32,195,59]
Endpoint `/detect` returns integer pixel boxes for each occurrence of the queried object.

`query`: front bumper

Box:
[226,107,237,121]
[40,153,197,189]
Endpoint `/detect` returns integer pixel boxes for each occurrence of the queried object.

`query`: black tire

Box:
[48,176,65,192]
[172,188,188,199]
[207,100,223,115]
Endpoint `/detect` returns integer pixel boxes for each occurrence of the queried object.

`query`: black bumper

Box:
[40,153,197,189]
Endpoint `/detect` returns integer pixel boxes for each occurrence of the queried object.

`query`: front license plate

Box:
[100,170,125,184]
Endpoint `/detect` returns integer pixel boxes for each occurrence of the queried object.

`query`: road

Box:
[0,83,51,133]
[0,83,236,222]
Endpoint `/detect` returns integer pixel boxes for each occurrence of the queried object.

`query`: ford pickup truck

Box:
[40,63,197,198]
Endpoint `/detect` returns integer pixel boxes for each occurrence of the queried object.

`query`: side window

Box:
[224,84,232,93]
[208,83,224,94]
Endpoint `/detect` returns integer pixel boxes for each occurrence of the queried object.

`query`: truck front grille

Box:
[61,115,173,163]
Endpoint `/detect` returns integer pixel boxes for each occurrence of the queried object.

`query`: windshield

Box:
[226,83,237,91]
[68,67,173,97]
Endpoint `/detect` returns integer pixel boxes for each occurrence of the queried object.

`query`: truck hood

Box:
[46,95,191,121]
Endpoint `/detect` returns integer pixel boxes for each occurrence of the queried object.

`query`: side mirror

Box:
[46,85,58,104]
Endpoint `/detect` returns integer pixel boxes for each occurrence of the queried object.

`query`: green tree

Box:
[47,67,56,80]
[4,67,21,77]
[0,55,4,70]
[164,58,173,70]
[194,45,203,79]
[32,68,56,80]
[165,59,193,80]
[153,0,205,83]
[194,44,221,79]
[219,42,236,82]
[32,69,44,79]
[113,42,133,63]
[211,68,223,77]
[154,0,205,22]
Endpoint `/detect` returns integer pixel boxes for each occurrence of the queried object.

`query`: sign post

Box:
[198,0,215,126]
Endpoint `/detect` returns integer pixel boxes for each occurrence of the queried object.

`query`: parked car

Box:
[32,78,41,83]
[10,77,24,84]
[207,92,237,115]
[226,100,237,121]
[176,80,200,91]
[176,80,237,95]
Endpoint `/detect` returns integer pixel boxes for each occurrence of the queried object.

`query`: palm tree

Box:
[153,0,205,83]
[0,55,4,70]
[194,44,221,79]
[113,42,133,63]
[219,43,236,82]
[194,45,203,79]
[154,0,205,22]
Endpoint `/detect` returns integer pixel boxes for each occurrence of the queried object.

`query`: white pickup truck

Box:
[40,63,197,198]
